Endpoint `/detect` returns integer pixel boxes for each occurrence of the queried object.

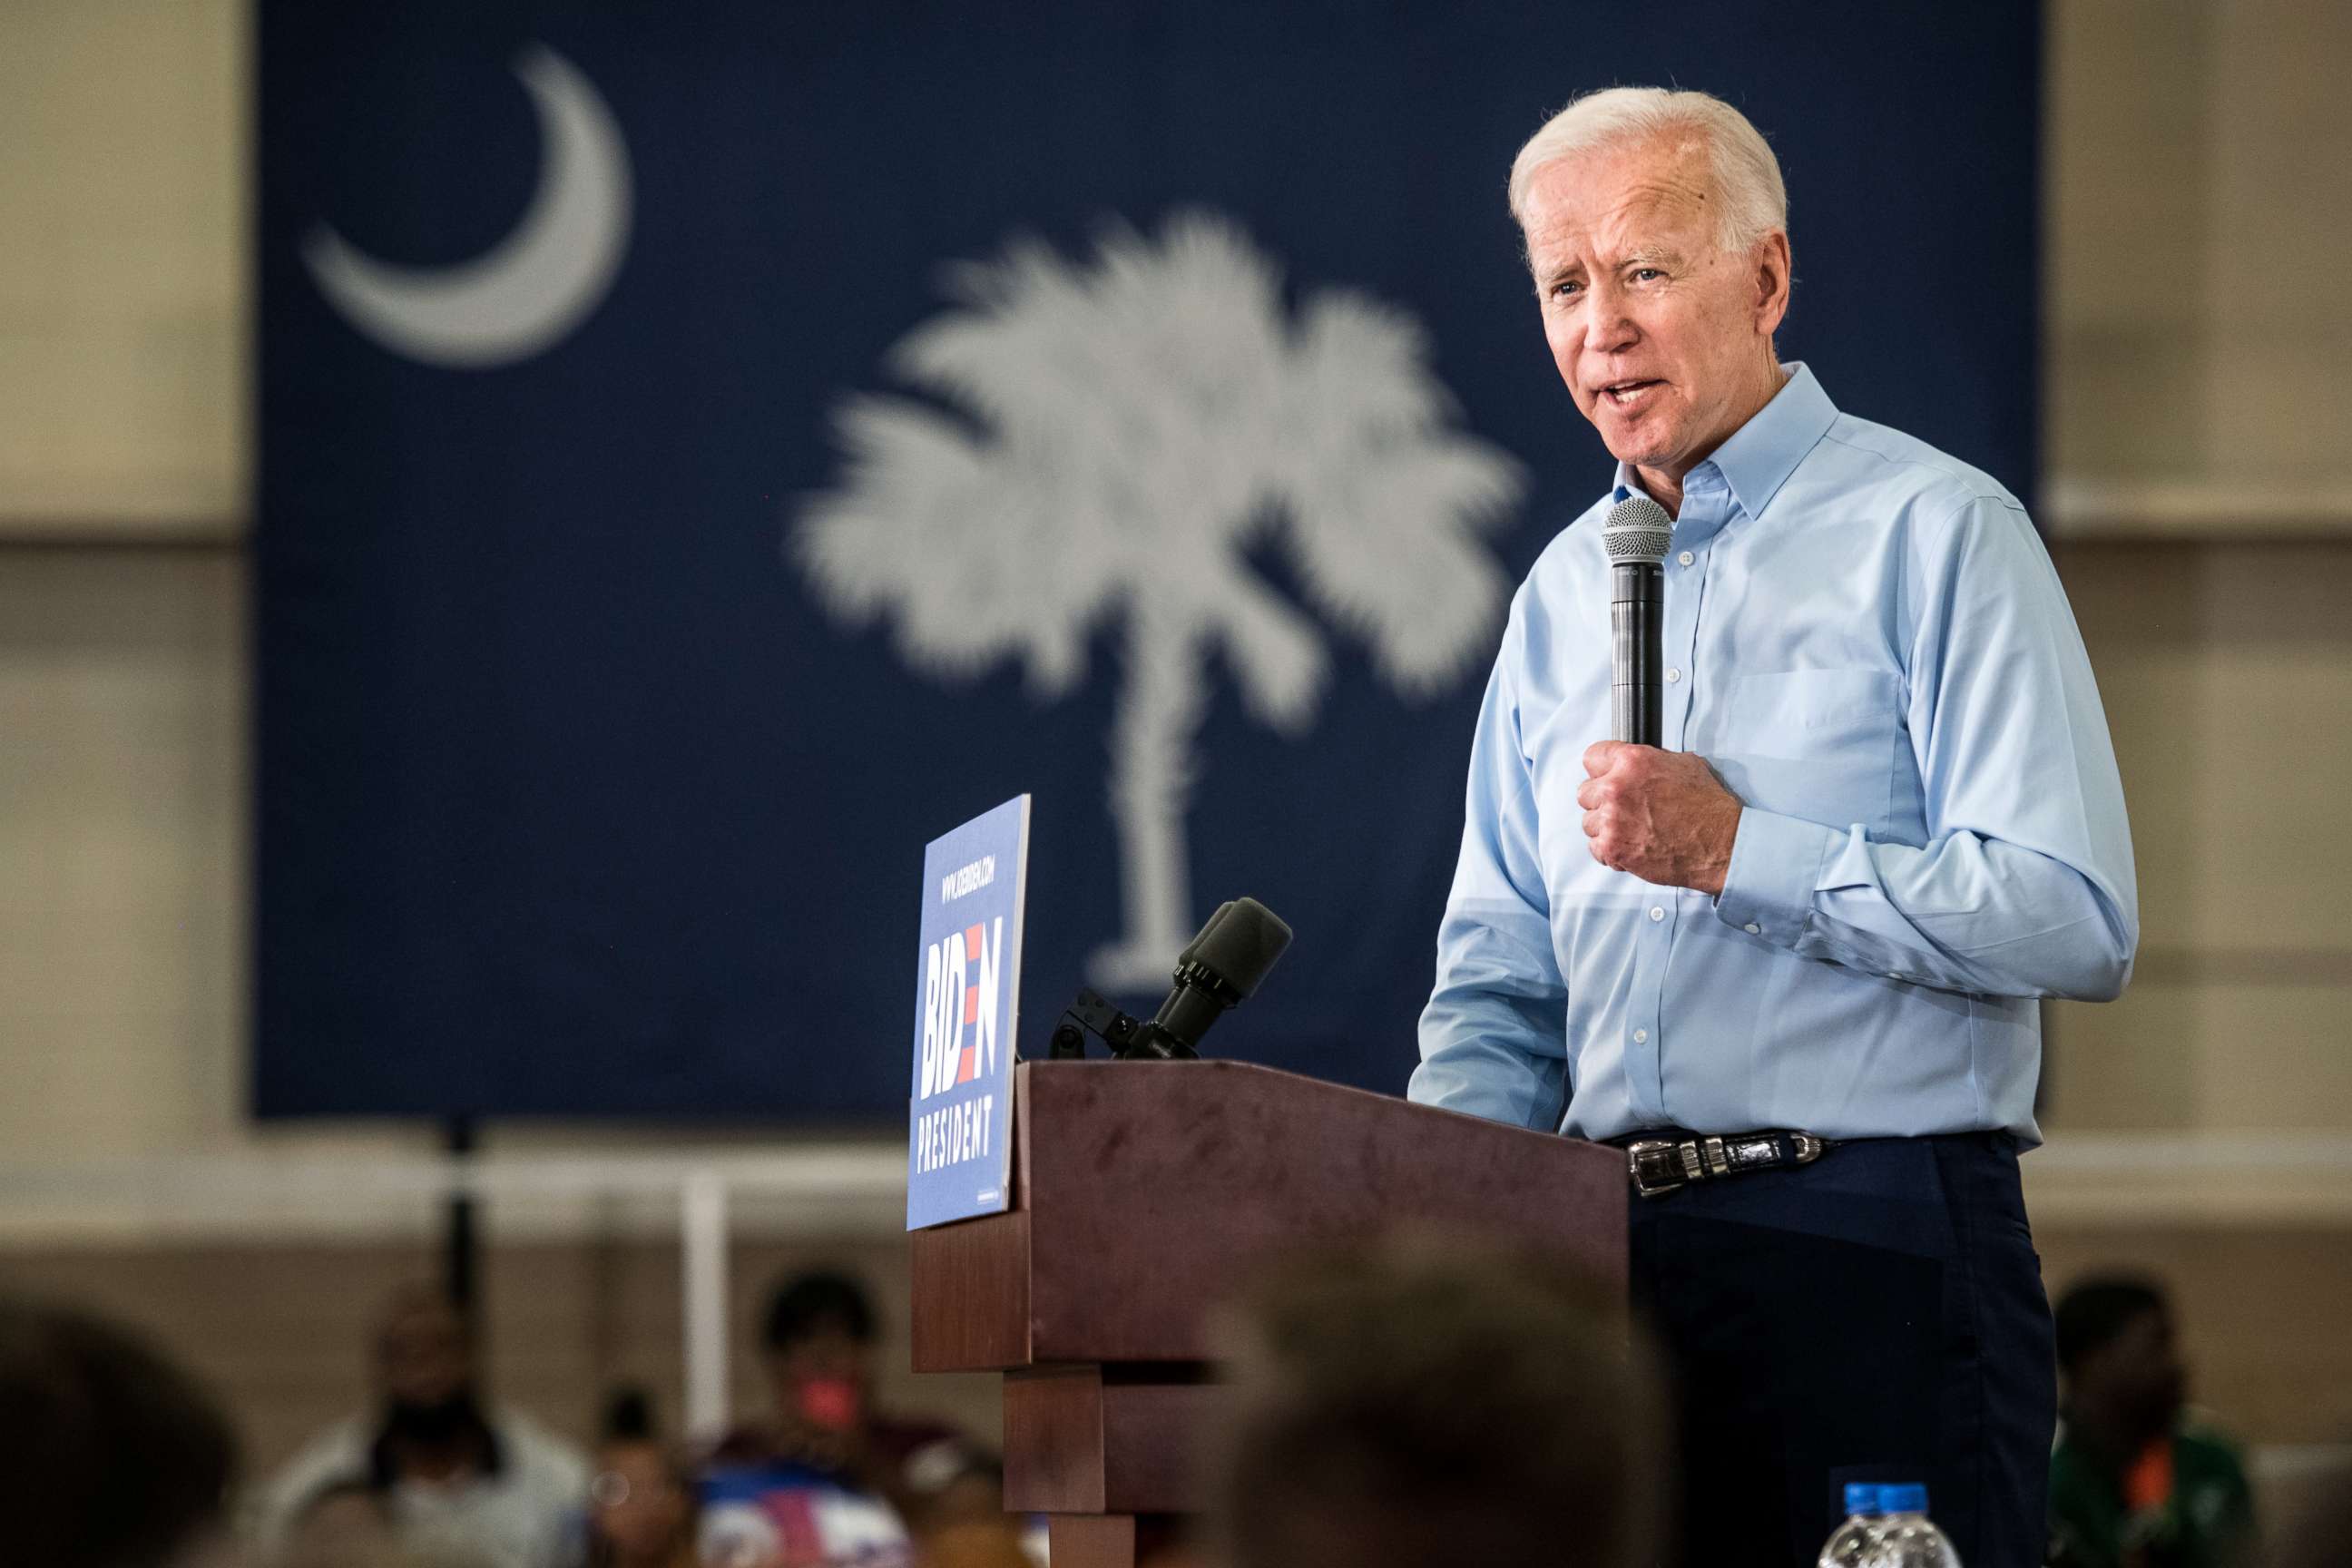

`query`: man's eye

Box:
[1553,279,1582,298]
[1632,268,1664,282]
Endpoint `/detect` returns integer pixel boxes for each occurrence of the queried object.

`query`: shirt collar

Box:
[1610,360,1838,524]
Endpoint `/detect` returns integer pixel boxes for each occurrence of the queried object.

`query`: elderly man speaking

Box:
[1409,87,2136,1565]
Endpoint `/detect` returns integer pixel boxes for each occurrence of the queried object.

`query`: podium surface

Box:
[910,1060,1626,1566]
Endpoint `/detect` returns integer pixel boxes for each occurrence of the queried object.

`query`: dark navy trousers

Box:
[1627,1132,2056,1567]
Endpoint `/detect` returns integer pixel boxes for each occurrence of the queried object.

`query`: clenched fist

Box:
[1574,740,1745,896]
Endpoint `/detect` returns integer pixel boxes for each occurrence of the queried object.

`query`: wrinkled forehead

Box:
[1521,136,1717,266]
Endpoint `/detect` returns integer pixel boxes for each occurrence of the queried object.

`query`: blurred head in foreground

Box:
[1205,1237,1666,1568]
[0,1295,239,1568]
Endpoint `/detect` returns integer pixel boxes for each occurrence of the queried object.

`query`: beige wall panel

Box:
[2044,0,2210,480]
[2180,569,2352,955]
[0,549,248,1155]
[2185,545,2352,950]
[0,0,246,530]
[2203,332,2352,486]
[2051,544,2202,953]
[2044,543,2200,1132]
[2203,0,2352,479]
[2044,540,2352,1133]
[2043,983,2199,1130]
[2046,0,2352,512]
[2045,0,2210,333]
[2205,0,2352,329]
[2188,983,2352,1130]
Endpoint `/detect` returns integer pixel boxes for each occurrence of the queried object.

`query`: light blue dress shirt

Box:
[1410,364,2137,1145]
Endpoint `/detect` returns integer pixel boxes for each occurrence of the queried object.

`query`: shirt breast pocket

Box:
[1712,668,1902,834]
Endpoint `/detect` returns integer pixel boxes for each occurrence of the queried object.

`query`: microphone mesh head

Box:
[1603,495,1673,564]
[1177,902,1238,969]
[1186,897,1293,999]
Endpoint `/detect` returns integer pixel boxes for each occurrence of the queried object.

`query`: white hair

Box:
[1507,87,1788,254]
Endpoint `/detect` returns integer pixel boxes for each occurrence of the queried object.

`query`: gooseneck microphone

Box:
[1604,494,1673,747]
[1044,898,1294,1062]
[1124,897,1294,1060]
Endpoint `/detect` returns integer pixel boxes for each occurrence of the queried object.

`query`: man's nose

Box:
[1583,280,1639,355]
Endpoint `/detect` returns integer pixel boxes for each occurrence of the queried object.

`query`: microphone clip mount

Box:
[1045,986,1197,1062]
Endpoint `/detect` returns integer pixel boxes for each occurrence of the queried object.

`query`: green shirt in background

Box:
[2048,1416,2254,1568]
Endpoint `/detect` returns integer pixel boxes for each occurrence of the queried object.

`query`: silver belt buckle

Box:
[1625,1138,1689,1198]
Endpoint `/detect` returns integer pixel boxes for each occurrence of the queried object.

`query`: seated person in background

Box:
[1201,1235,1667,1568]
[257,1283,588,1568]
[277,1476,402,1568]
[700,1270,957,1568]
[897,1440,1044,1568]
[0,1294,239,1568]
[583,1391,699,1568]
[2047,1275,2254,1568]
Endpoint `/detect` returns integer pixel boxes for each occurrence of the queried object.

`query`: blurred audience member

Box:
[2048,1276,2253,1568]
[898,1441,1042,1568]
[0,1294,239,1568]
[257,1285,587,1568]
[276,1476,414,1568]
[1202,1235,1667,1568]
[700,1269,956,1567]
[582,1389,697,1568]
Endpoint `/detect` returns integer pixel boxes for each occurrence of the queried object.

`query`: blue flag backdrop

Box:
[255,1,2040,1119]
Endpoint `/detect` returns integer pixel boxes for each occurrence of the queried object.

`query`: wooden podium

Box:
[908,1059,1627,1568]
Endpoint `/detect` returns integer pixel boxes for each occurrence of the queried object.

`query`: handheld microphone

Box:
[1603,494,1672,747]
[1123,897,1294,1060]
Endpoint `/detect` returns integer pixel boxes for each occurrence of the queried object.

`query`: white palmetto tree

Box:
[797,211,1523,992]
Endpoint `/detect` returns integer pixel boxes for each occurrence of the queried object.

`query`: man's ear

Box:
[1752,230,1792,337]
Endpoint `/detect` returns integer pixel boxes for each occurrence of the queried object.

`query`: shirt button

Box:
[1648,906,1664,921]
[1633,1028,1649,1043]
[1678,551,1694,566]
[1744,922,1760,935]
[1664,668,1681,683]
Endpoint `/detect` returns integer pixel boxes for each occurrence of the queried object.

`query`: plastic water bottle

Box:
[1865,1483,1962,1567]
[1818,1482,1889,1567]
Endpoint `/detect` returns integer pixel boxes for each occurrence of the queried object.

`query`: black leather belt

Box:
[1608,1129,1833,1198]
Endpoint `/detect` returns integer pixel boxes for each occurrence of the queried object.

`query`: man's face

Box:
[769,1323,873,1435]
[1519,136,1788,479]
[591,1441,691,1559]
[377,1296,470,1409]
[2082,1307,2189,1435]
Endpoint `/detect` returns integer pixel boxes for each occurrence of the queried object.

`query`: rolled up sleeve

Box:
[1713,495,2138,1001]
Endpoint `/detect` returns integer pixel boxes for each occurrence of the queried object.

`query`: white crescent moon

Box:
[303,44,633,369]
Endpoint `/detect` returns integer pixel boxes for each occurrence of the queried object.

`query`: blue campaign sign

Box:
[907,797,1029,1230]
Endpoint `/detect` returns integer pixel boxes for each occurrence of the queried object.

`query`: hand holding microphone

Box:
[1575,740,1742,896]
[1590,494,1742,893]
